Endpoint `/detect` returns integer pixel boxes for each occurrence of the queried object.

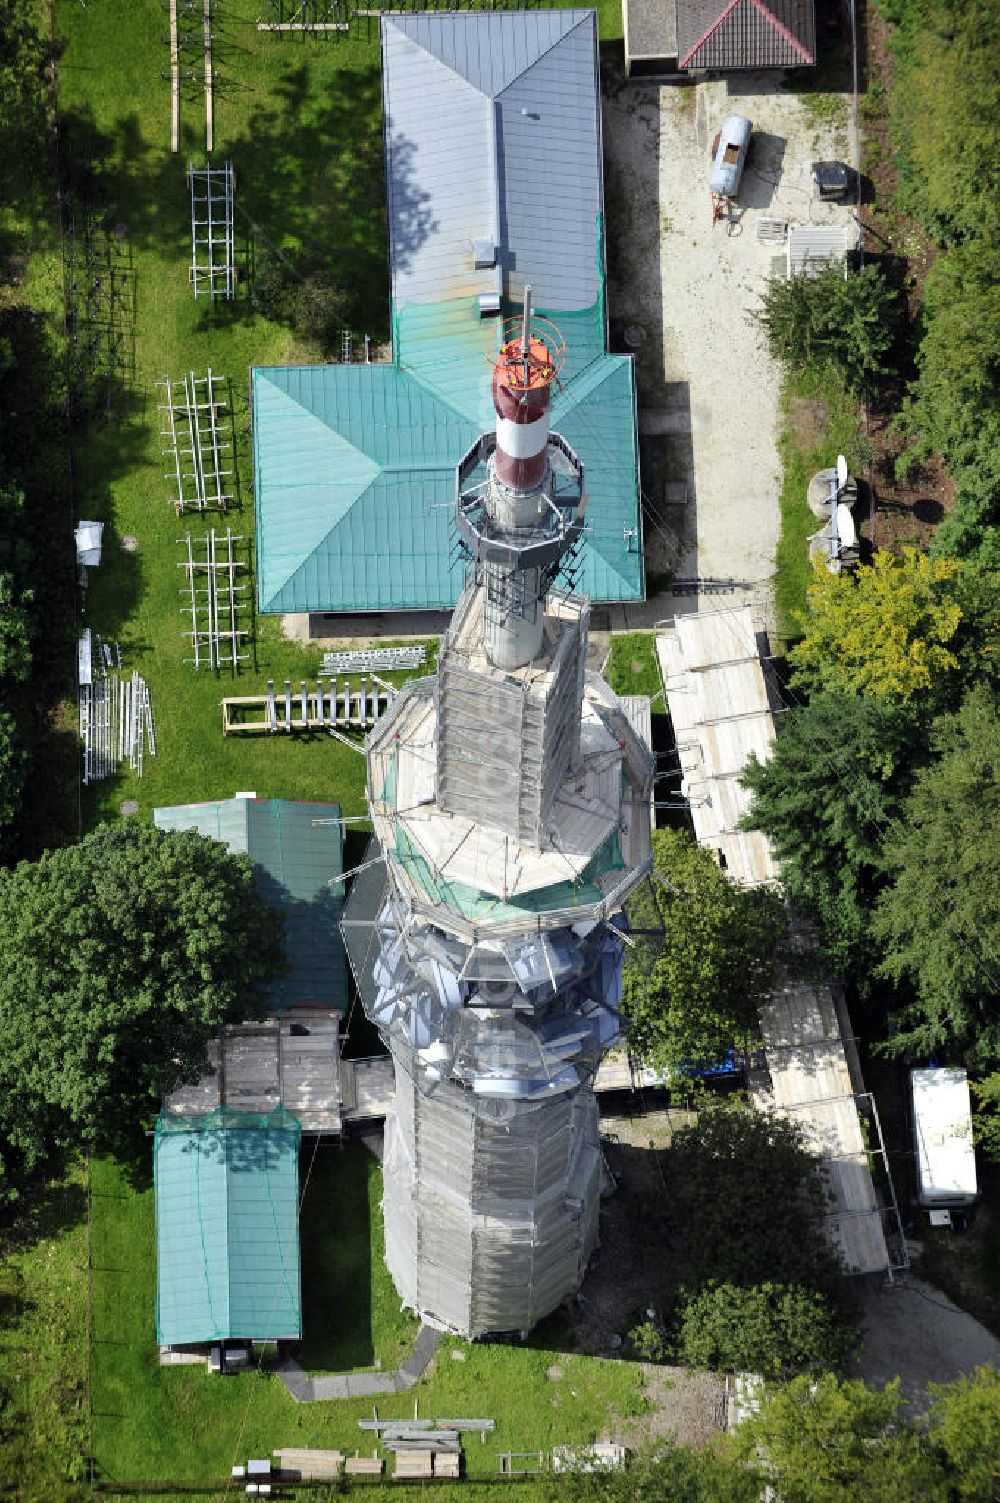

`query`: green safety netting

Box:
[154,1107,302,1346]
[393,824,626,922]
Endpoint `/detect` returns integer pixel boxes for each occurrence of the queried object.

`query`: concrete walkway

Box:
[276,1325,442,1403]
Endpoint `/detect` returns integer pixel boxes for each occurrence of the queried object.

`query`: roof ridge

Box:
[253,368,385,468]
[496,11,595,100]
[747,0,815,63]
[679,0,745,69]
[384,9,592,100]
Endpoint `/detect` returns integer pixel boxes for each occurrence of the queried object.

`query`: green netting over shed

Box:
[154,1107,302,1346]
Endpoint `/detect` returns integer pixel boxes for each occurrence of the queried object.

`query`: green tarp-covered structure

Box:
[153,796,347,1013]
[253,10,644,617]
[155,1108,302,1347]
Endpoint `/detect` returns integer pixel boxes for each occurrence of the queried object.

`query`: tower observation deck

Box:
[342,292,654,1337]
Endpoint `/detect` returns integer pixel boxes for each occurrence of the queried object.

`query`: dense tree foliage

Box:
[656,1101,855,1379]
[788,549,964,704]
[755,263,902,394]
[0,825,284,1193]
[0,471,35,853]
[729,1375,946,1503]
[661,1101,846,1298]
[621,829,784,1073]
[742,691,923,973]
[873,685,1000,1061]
[674,1281,849,1380]
[927,1366,1000,1502]
[543,1443,760,1503]
[883,0,1000,561]
[550,1370,1000,1502]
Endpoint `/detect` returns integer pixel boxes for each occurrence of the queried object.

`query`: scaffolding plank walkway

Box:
[659,608,895,1277]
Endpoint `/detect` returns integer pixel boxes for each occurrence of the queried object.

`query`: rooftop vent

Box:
[478,291,501,319]
[473,239,497,270]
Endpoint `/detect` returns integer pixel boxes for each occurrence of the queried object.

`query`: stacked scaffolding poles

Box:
[80,671,155,783]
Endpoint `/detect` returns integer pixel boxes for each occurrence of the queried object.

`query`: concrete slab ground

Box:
[601,72,855,632]
[852,1275,1000,1417]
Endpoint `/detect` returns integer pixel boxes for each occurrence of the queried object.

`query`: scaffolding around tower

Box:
[342,298,655,1338]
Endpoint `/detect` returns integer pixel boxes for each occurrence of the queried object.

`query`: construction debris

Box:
[159,369,233,513]
[80,669,155,784]
[321,644,426,674]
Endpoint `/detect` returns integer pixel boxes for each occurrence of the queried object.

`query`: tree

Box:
[873,685,1000,1061]
[621,829,784,1074]
[741,691,923,974]
[674,1281,850,1380]
[755,263,902,394]
[727,1375,946,1503]
[0,709,26,851]
[788,548,964,704]
[661,1100,846,1299]
[927,1366,1000,1502]
[0,824,284,1184]
[0,571,32,682]
[542,1442,760,1503]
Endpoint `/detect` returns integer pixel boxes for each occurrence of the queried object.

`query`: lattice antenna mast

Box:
[457,287,582,671]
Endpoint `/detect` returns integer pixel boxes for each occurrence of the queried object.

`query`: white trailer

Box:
[911,1067,978,1221]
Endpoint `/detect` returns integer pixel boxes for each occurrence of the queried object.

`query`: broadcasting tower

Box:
[342,292,653,1337]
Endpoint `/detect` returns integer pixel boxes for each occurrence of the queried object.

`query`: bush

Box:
[755,264,902,394]
[674,1281,850,1380]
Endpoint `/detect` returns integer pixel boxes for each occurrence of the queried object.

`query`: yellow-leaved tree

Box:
[789,548,963,702]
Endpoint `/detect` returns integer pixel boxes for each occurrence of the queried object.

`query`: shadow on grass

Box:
[0,1167,88,1256]
[297,1141,375,1371]
[59,55,394,344]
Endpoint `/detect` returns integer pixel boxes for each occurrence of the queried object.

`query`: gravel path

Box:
[602,73,854,630]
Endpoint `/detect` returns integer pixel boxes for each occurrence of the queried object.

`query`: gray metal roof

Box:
[676,0,816,70]
[382,10,603,317]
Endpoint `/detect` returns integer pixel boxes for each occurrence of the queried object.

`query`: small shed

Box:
[911,1067,978,1213]
[626,0,815,75]
[74,520,104,568]
[153,795,348,1013]
[786,223,856,279]
[154,1106,302,1347]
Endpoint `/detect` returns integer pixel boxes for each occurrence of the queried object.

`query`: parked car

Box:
[710,115,753,198]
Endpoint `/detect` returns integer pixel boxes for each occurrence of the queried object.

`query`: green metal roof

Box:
[253,337,642,614]
[154,1108,302,1346]
[153,797,347,1013]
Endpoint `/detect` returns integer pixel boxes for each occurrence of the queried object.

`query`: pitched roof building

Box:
[253,10,643,617]
[624,0,815,76]
[153,795,347,1013]
[154,1107,302,1348]
[676,0,815,69]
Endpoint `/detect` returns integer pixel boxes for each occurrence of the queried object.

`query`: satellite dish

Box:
[836,454,849,489]
[837,504,857,550]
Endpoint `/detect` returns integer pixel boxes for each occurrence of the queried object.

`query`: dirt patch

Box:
[615,1363,724,1449]
[787,393,829,451]
[560,1112,692,1356]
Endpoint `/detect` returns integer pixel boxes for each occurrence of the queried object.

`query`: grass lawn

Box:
[774,367,867,647]
[605,632,664,701]
[91,1149,645,1494]
[0,1168,89,1503]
